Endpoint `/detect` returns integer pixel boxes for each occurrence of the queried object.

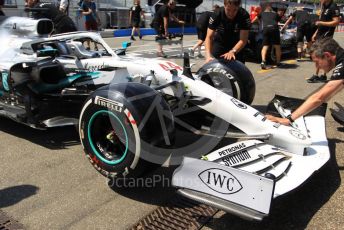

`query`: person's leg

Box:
[137,27,142,39]
[274,45,282,64]
[261,28,271,69]
[261,45,269,69]
[131,27,136,40]
[156,26,166,57]
[296,27,304,60]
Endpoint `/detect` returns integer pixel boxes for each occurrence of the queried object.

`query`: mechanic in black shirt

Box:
[282,6,312,61]
[266,38,344,126]
[307,0,340,83]
[252,2,282,69]
[129,0,145,41]
[26,0,77,35]
[189,4,220,58]
[205,0,251,64]
[151,0,184,58]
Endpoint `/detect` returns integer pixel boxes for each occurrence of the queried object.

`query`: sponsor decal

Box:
[84,62,110,71]
[222,150,251,166]
[231,98,247,109]
[289,129,306,140]
[218,143,246,156]
[159,61,183,71]
[199,168,243,194]
[205,67,234,80]
[95,96,123,113]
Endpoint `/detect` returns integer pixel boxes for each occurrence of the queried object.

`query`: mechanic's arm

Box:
[205,28,215,63]
[220,29,249,61]
[316,16,340,27]
[281,16,293,31]
[312,28,318,42]
[170,14,184,24]
[266,79,344,125]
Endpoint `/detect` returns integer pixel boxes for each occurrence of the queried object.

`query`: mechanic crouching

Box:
[205,0,251,64]
[26,0,77,35]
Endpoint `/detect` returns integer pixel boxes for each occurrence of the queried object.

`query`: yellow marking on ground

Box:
[285,60,296,64]
[257,69,273,74]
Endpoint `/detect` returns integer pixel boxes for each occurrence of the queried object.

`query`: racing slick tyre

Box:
[79,83,174,179]
[197,59,255,105]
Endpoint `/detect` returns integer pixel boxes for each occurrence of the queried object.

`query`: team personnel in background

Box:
[307,0,340,83]
[281,6,312,61]
[189,4,220,58]
[26,0,77,34]
[0,0,5,16]
[80,0,101,50]
[252,2,282,69]
[266,38,344,126]
[205,0,251,64]
[129,0,145,41]
[151,0,185,58]
[54,0,69,15]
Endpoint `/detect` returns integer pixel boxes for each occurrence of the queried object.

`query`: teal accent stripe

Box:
[2,72,9,91]
[88,110,129,165]
[29,72,100,94]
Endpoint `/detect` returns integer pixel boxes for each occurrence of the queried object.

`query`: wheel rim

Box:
[88,110,129,165]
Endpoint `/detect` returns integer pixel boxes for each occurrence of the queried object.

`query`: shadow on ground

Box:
[0,185,39,208]
[0,117,80,150]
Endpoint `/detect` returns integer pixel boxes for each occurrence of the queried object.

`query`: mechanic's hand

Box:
[265,115,290,126]
[312,34,316,42]
[315,21,322,26]
[205,56,214,63]
[220,51,236,61]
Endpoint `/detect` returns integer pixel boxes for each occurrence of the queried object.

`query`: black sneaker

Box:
[307,75,322,83]
[130,36,136,41]
[319,75,327,82]
[261,62,267,69]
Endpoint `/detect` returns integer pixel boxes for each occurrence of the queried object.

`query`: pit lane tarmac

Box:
[0,33,343,230]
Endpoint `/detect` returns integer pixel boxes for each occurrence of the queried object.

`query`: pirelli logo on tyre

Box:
[95,96,123,113]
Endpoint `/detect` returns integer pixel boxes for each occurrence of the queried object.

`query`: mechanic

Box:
[26,0,77,34]
[188,4,220,58]
[252,2,282,69]
[129,0,145,41]
[307,0,340,83]
[266,38,344,125]
[150,0,185,58]
[281,6,312,61]
[205,0,251,64]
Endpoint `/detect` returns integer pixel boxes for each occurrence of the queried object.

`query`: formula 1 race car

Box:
[0,17,329,221]
[0,16,254,129]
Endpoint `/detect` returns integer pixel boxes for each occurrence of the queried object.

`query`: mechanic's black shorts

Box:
[152,23,165,36]
[132,19,140,28]
[296,23,311,42]
[196,27,207,41]
[262,26,280,46]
